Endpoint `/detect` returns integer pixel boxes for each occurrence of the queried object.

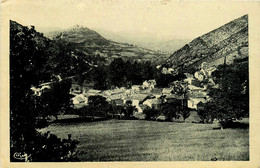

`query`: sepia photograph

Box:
[1,0,260,167]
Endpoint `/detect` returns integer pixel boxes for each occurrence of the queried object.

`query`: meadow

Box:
[39,116,249,161]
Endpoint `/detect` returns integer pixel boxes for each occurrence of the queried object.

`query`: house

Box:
[142,79,157,89]
[186,89,208,110]
[70,83,82,95]
[194,62,217,81]
[71,94,88,109]
[112,99,124,106]
[84,89,102,97]
[113,87,126,94]
[70,80,94,95]
[107,93,125,110]
[103,90,113,97]
[132,93,148,103]
[131,85,141,93]
[168,68,174,73]
[162,67,175,74]
[162,88,173,95]
[132,100,143,113]
[107,94,123,102]
[188,85,206,91]
[194,71,205,82]
[143,98,161,109]
[188,98,207,110]
[205,67,217,77]
[183,73,195,85]
[125,89,132,96]
[131,94,149,113]
[148,79,156,89]
[165,94,184,104]
[150,88,163,98]
[142,81,150,88]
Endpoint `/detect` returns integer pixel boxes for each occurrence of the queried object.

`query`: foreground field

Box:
[39,118,249,161]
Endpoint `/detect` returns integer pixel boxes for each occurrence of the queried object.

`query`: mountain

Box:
[47,25,110,46]
[167,15,248,72]
[46,26,169,64]
[94,28,191,53]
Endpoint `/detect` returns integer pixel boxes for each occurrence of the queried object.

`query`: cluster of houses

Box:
[71,62,217,113]
[30,61,217,116]
[71,79,161,111]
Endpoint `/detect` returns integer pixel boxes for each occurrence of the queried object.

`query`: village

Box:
[8,6,250,162]
[70,62,217,117]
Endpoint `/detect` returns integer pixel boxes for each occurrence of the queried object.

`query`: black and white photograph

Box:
[1,0,260,166]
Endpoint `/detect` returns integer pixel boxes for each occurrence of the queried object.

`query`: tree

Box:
[197,102,214,123]
[109,58,126,87]
[79,95,109,120]
[123,100,136,119]
[198,58,249,126]
[155,73,173,88]
[140,61,153,81]
[132,61,143,84]
[172,81,190,121]
[125,60,134,87]
[180,107,191,122]
[40,80,73,120]
[10,20,78,161]
[92,65,108,90]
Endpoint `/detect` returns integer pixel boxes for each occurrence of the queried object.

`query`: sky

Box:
[3,0,251,40]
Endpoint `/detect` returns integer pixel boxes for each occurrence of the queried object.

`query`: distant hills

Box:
[167,15,248,72]
[93,28,191,53]
[15,14,248,74]
[44,26,170,64]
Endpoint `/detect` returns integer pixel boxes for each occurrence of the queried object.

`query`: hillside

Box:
[46,26,169,64]
[167,15,248,72]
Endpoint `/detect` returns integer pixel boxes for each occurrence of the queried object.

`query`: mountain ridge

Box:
[47,25,170,64]
[167,15,248,72]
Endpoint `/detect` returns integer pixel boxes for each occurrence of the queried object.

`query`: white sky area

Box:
[3,0,250,40]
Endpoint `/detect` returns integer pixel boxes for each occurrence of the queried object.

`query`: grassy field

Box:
[39,118,249,161]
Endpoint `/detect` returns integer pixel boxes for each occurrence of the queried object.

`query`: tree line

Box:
[82,58,186,90]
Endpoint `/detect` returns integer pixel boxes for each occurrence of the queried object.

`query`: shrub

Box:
[180,107,191,122]
[143,107,161,120]
[123,100,136,119]
[11,132,79,162]
[197,101,215,123]
[78,95,109,120]
[161,103,179,121]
